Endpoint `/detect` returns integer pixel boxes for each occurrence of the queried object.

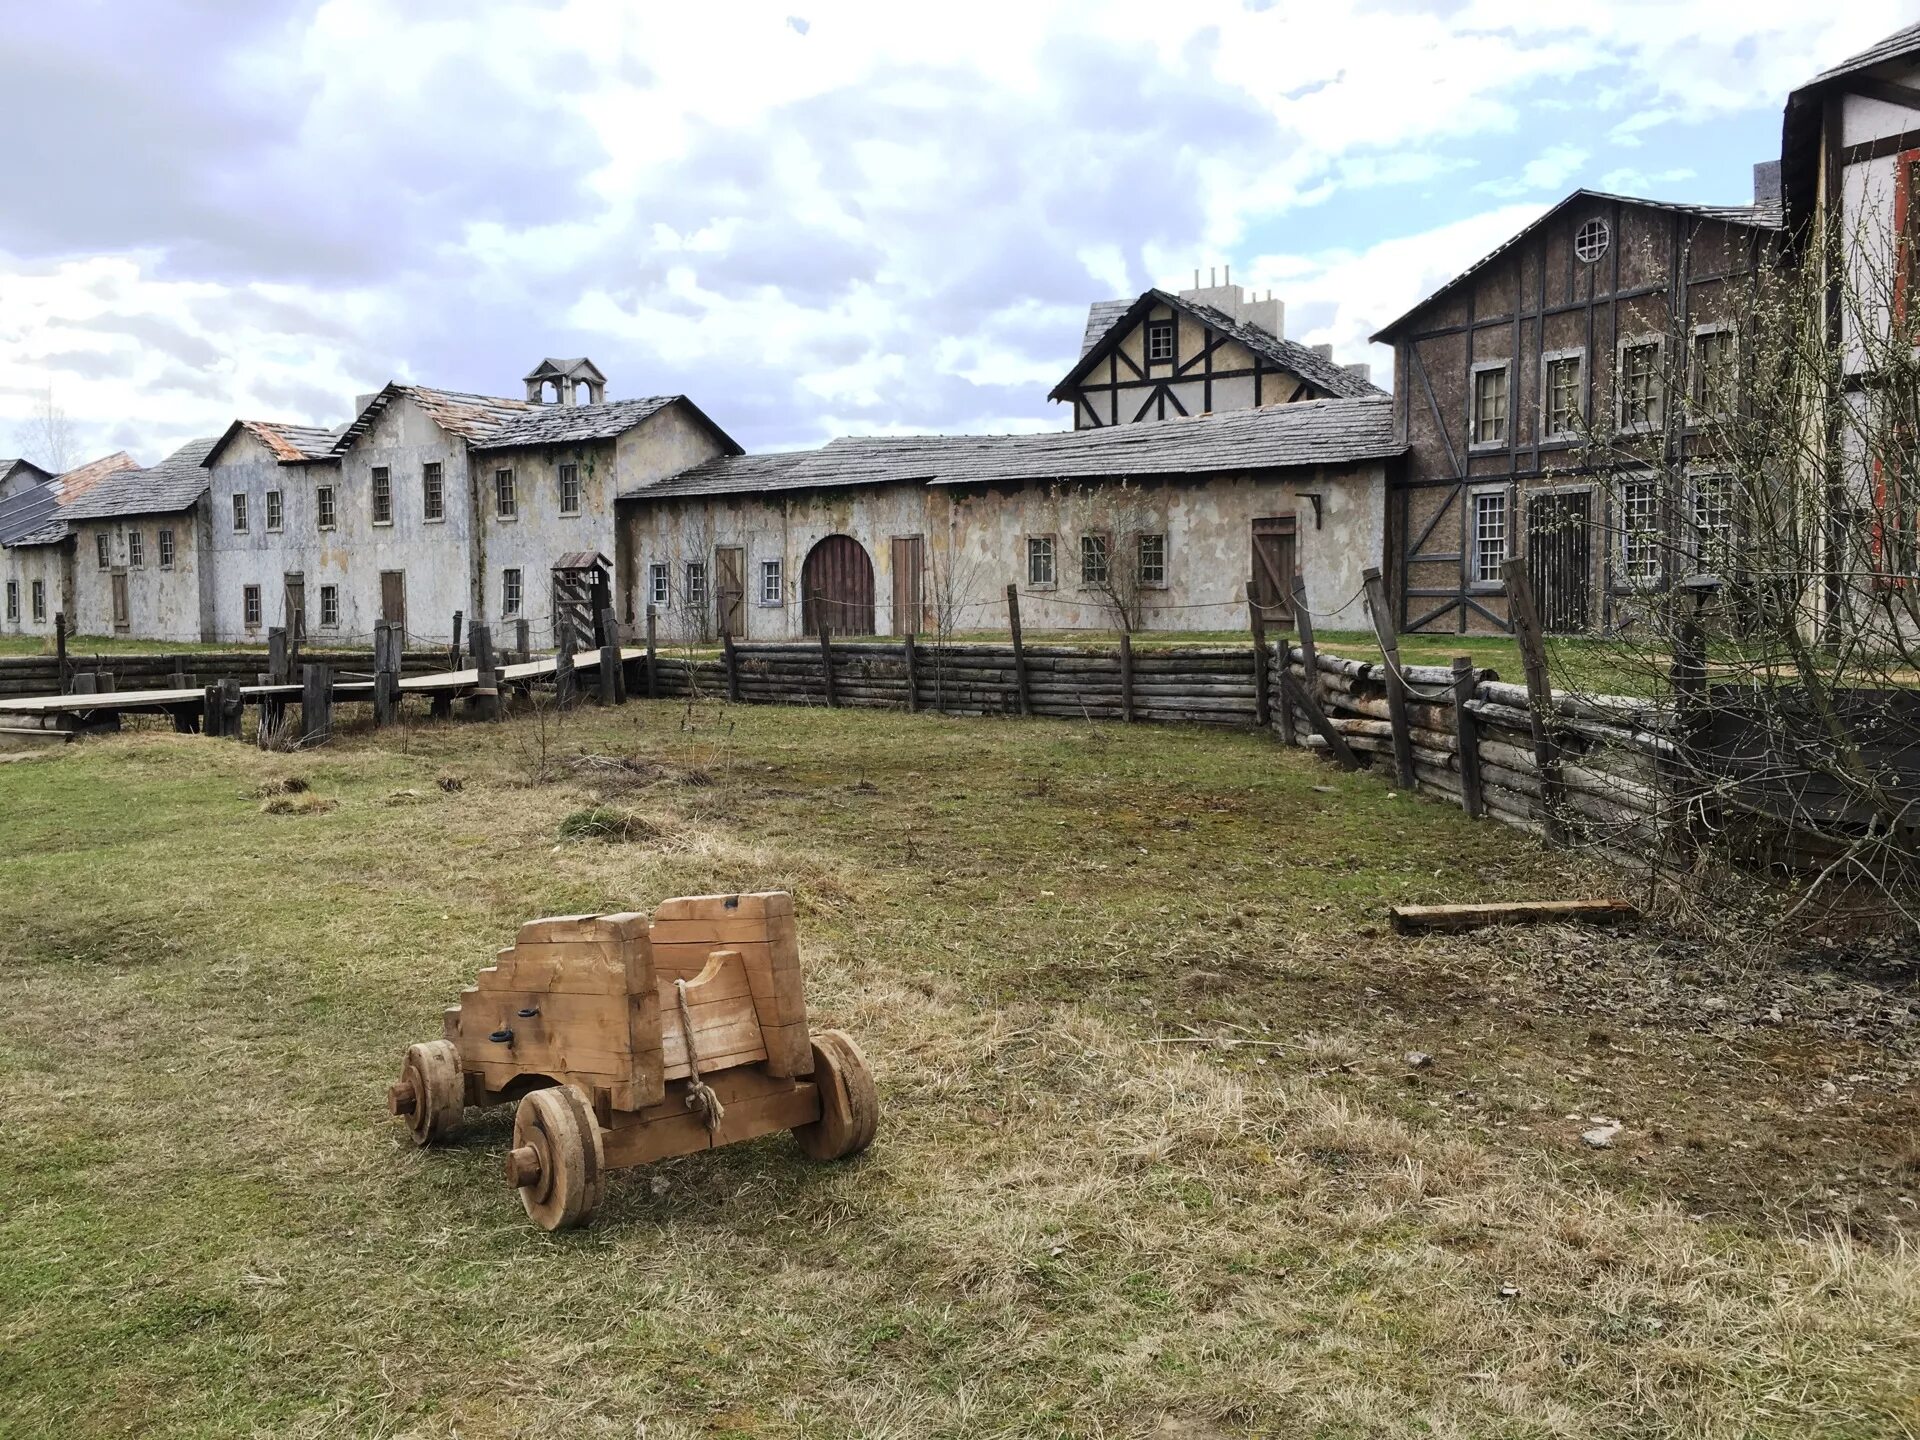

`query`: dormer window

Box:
[1146,320,1175,363]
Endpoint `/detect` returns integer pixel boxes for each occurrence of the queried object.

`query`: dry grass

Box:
[0,700,1916,1437]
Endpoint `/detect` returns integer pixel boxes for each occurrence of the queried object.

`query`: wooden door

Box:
[800,534,875,637]
[714,546,745,637]
[890,535,926,635]
[110,571,130,632]
[1250,516,1297,621]
[1527,491,1591,633]
[379,570,407,645]
[283,574,307,644]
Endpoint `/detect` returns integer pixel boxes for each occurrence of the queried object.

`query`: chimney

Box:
[1311,343,1334,361]
[1239,295,1284,339]
[1343,362,1371,384]
[354,392,380,415]
[1753,159,1782,207]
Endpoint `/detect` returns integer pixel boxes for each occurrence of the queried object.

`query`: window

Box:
[1146,319,1175,363]
[371,466,393,525]
[502,567,522,615]
[5,581,15,622]
[1620,478,1661,587]
[320,584,339,628]
[648,563,670,607]
[1544,351,1583,439]
[31,580,45,622]
[494,468,517,519]
[1574,216,1610,263]
[96,533,110,569]
[1690,471,1736,576]
[1619,339,1663,430]
[127,530,144,567]
[232,493,249,532]
[1080,533,1109,585]
[1691,327,1735,418]
[1027,535,1056,587]
[422,462,444,522]
[316,485,337,530]
[1471,488,1508,586]
[760,558,782,606]
[1471,363,1509,446]
[1137,532,1167,587]
[243,584,262,628]
[685,560,709,611]
[558,463,580,515]
[266,490,283,532]
[158,528,175,568]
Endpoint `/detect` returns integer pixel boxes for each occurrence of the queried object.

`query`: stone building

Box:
[194,361,735,646]
[0,452,138,640]
[60,440,222,642]
[618,398,1398,642]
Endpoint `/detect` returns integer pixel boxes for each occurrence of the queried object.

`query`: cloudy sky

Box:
[1,0,1912,467]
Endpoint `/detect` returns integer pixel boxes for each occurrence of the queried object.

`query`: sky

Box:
[1,0,1915,467]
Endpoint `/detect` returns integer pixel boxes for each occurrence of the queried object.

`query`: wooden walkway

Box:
[0,647,639,721]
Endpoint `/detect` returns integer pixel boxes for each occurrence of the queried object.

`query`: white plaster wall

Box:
[618,464,1386,641]
[0,541,71,638]
[205,431,349,643]
[70,507,206,642]
[473,439,616,646]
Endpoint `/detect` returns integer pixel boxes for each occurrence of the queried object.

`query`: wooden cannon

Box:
[387,891,877,1229]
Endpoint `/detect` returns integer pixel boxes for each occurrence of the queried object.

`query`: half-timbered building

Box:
[1051,279,1382,429]
[1374,186,1781,635]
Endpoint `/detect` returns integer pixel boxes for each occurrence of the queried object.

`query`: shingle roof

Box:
[1782,22,1920,229]
[61,438,221,521]
[329,384,740,458]
[1080,300,1134,356]
[4,451,144,545]
[626,397,1400,501]
[1056,289,1386,403]
[470,396,676,451]
[1370,188,1783,341]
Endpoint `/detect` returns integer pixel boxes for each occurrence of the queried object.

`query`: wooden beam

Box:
[1248,582,1271,729]
[817,604,838,708]
[1451,655,1484,820]
[1500,558,1566,843]
[1006,583,1030,716]
[644,604,659,699]
[1389,899,1639,935]
[1280,669,1362,771]
[901,631,919,713]
[1362,566,1416,788]
[1118,631,1135,723]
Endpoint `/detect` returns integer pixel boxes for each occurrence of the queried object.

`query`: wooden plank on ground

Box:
[1388,899,1640,935]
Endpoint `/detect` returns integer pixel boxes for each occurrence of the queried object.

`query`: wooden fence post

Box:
[372,622,398,728]
[597,607,625,705]
[300,664,331,746]
[449,611,463,671]
[54,612,68,694]
[723,628,740,703]
[644,604,659,699]
[201,684,222,737]
[1501,558,1566,843]
[470,622,500,720]
[1666,596,1710,857]
[1248,584,1272,731]
[902,631,919,712]
[554,616,576,709]
[817,604,839,708]
[1291,571,1321,713]
[1362,566,1417,789]
[1119,631,1135,723]
[1451,655,1485,820]
[263,626,290,739]
[1006,583,1030,717]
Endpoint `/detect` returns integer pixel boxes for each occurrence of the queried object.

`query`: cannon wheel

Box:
[793,1029,878,1162]
[509,1085,606,1231]
[391,1040,464,1146]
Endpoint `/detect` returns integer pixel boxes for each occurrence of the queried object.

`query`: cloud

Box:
[0,0,1907,461]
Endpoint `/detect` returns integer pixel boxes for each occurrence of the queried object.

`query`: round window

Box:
[1574,217,1611,263]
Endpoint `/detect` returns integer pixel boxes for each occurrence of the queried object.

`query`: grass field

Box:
[3,701,1918,1437]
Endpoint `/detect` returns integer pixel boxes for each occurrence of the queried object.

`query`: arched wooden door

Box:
[801,534,875,637]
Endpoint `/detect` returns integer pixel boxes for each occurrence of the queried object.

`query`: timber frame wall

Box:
[1384,197,1775,636]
